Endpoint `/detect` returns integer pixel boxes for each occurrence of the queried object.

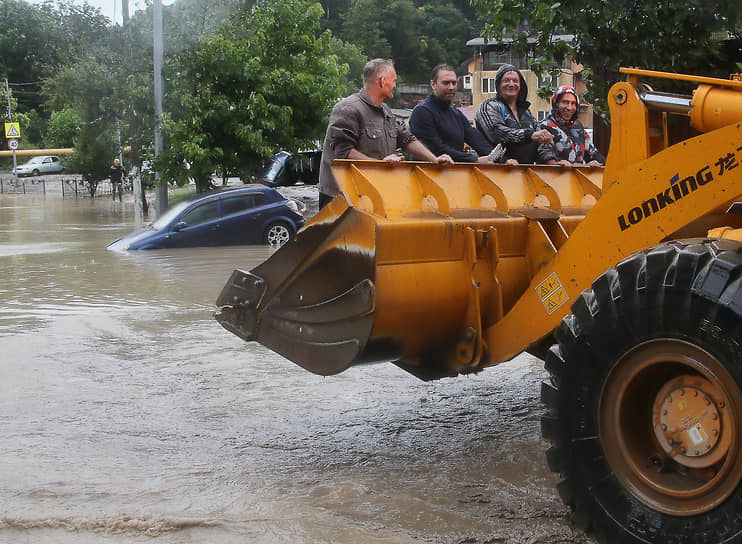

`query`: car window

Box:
[260,158,284,181]
[222,194,265,216]
[180,200,220,226]
[52,157,60,163]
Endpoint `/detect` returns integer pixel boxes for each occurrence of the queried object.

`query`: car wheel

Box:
[264,222,292,246]
[541,239,742,544]
[32,169,40,176]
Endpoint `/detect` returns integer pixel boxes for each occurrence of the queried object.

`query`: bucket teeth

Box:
[215,199,378,375]
[215,272,376,375]
[214,269,267,341]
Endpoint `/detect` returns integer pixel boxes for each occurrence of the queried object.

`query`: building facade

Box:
[464,36,594,129]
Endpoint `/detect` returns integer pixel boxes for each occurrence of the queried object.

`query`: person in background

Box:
[109,158,126,202]
[475,64,553,164]
[537,85,606,167]
[318,58,453,208]
[409,64,495,163]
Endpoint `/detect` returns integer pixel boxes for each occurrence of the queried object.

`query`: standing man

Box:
[109,158,126,202]
[318,58,453,208]
[409,64,494,163]
[537,85,605,167]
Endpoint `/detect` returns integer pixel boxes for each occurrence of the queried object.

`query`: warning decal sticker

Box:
[536,272,569,315]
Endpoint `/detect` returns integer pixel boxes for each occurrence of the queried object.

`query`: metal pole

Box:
[4,79,18,183]
[153,0,167,216]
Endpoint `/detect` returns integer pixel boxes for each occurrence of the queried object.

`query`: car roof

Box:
[180,185,281,204]
[26,155,60,161]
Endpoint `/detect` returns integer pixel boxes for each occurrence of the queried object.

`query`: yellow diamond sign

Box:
[5,122,20,138]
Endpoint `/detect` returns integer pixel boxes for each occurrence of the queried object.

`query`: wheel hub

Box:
[653,375,728,468]
[599,338,742,516]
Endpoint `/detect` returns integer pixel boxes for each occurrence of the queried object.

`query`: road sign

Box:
[4,122,20,138]
[7,139,18,150]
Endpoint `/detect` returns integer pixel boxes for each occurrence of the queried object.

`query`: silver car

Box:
[14,155,64,177]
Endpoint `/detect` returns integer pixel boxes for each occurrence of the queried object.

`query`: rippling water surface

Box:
[0,194,593,543]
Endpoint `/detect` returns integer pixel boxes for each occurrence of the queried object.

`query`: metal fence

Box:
[0,176,124,198]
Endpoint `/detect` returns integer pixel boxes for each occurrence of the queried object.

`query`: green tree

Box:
[328,36,366,91]
[159,0,348,192]
[418,4,473,71]
[0,0,108,110]
[381,0,424,79]
[44,54,123,187]
[473,0,742,115]
[340,0,392,60]
[45,108,81,148]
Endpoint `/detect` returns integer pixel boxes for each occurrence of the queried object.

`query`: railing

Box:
[0,176,123,198]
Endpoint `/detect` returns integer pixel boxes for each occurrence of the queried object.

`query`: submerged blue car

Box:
[107,185,305,250]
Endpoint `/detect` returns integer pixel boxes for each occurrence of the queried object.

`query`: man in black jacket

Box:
[109,158,126,202]
[410,64,495,163]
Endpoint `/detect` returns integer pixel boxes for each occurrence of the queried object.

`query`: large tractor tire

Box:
[542,239,742,544]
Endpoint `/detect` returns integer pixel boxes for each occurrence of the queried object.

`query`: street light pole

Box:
[153,0,167,215]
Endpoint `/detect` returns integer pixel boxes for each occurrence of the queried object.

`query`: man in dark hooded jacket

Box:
[537,85,605,167]
[474,64,553,164]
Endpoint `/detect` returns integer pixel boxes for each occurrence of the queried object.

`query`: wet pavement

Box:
[0,191,595,543]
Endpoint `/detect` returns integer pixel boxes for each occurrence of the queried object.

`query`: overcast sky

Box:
[28,0,175,25]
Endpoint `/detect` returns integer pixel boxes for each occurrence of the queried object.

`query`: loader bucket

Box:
[215,160,602,377]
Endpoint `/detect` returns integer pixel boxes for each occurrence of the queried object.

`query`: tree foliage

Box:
[473,0,742,116]
[157,0,349,192]
[0,0,109,110]
[337,0,482,81]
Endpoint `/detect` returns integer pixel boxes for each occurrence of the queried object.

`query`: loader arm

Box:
[216,69,742,379]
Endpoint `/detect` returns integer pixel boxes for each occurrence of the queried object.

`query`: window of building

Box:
[538,74,554,89]
[482,47,532,71]
[482,78,497,94]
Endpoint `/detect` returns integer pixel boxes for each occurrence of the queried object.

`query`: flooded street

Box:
[0,193,594,544]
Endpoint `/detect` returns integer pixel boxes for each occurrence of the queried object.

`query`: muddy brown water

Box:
[0,192,595,543]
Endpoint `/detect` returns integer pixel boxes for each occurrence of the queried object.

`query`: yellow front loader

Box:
[216,69,742,544]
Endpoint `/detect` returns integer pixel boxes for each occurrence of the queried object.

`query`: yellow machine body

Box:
[216,68,742,379]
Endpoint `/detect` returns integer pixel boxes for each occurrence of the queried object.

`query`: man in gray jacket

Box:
[318,58,453,208]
